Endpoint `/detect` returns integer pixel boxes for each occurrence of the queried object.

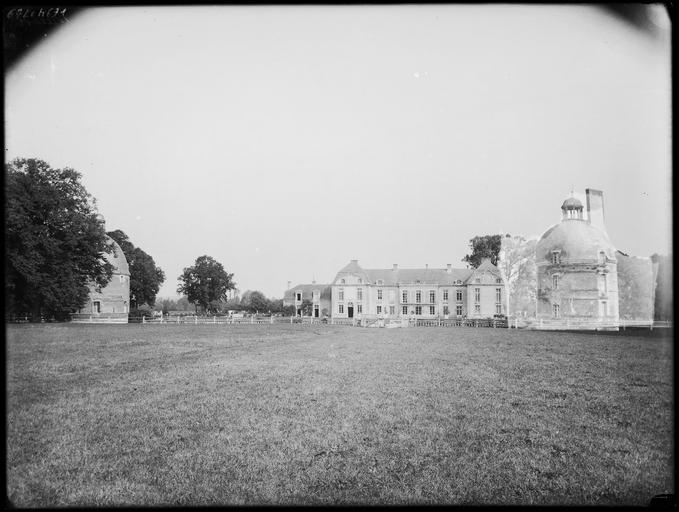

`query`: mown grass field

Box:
[6,323,674,506]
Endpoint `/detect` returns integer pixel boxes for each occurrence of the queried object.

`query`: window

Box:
[496,304,502,315]
[552,251,561,265]
[93,301,101,313]
[338,288,344,301]
[402,306,408,315]
[415,306,422,315]
[443,290,448,301]
[496,288,502,302]
[474,304,481,314]
[377,305,382,314]
[429,306,435,315]
[429,291,435,303]
[474,288,481,303]
[416,291,422,303]
[601,301,608,316]
[456,305,463,316]
[598,251,606,265]
[389,306,395,315]
[358,278,362,284]
[338,304,344,314]
[341,279,345,284]
[357,304,363,314]
[377,279,383,285]
[402,290,408,303]
[552,275,559,290]
[456,290,463,302]
[456,280,462,285]
[377,289,383,300]
[553,303,560,318]
[296,292,302,302]
[120,275,125,283]
[496,278,502,284]
[357,288,363,301]
[475,278,481,284]
[443,305,449,315]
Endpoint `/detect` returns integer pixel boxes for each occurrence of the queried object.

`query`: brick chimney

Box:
[586,188,606,232]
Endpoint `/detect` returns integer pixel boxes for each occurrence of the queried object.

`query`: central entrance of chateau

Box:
[347,306,354,318]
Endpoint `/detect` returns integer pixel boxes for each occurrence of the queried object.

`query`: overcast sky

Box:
[5,5,671,300]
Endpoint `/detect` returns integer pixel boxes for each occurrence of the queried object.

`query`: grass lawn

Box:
[6,323,674,506]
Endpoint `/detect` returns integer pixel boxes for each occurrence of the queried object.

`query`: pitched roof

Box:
[283,284,332,301]
[332,260,476,286]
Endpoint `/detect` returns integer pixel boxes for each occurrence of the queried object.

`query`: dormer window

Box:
[376,279,383,285]
[340,279,345,284]
[358,278,362,284]
[495,278,502,284]
[598,251,606,265]
[475,278,481,284]
[552,251,561,265]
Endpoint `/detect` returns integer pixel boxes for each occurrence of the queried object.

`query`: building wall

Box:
[536,260,619,328]
[331,281,502,319]
[78,273,130,315]
[617,253,655,321]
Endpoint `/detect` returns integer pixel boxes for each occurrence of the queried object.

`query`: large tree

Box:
[462,234,503,268]
[5,158,114,320]
[177,255,235,314]
[107,229,165,308]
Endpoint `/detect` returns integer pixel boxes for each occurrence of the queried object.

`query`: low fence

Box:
[136,315,509,328]
[416,317,508,328]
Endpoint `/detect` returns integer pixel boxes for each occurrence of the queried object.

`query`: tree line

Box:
[5,158,293,321]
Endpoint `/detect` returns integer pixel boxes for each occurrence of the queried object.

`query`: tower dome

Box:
[104,236,130,277]
[560,195,584,220]
[537,195,616,264]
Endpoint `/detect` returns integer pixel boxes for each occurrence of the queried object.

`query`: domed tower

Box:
[534,192,619,330]
[72,216,131,323]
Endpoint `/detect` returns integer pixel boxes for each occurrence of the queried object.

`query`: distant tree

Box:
[248,291,270,314]
[107,230,165,308]
[281,304,295,316]
[176,296,193,313]
[269,298,284,314]
[462,234,503,268]
[177,255,235,314]
[498,235,537,318]
[5,158,114,320]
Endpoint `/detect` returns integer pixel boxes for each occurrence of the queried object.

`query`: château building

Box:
[534,188,654,330]
[329,259,504,319]
[283,282,332,318]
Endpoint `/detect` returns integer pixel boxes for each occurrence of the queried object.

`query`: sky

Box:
[5,5,671,300]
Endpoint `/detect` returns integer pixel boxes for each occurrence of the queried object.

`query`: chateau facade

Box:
[330,259,504,319]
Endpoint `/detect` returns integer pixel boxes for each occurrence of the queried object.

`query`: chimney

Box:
[447,264,452,273]
[393,264,398,271]
[586,188,605,232]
